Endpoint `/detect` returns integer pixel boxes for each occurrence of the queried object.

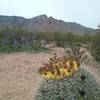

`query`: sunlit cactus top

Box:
[39,45,86,80]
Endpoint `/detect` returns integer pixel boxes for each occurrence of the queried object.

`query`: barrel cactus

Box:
[35,45,100,100]
[35,67,100,100]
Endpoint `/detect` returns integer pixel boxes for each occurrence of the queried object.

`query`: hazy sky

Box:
[0,0,100,28]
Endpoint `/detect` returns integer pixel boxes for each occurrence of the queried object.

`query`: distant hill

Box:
[0,14,95,34]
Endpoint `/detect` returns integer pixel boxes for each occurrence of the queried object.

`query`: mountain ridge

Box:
[0,14,95,34]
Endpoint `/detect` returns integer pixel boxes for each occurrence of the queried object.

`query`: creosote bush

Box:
[35,68,100,100]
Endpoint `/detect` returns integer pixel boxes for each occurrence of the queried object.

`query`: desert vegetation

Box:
[35,44,100,100]
[0,27,99,61]
[36,68,100,100]
[0,26,100,100]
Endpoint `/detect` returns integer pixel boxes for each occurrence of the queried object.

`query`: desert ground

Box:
[0,48,100,100]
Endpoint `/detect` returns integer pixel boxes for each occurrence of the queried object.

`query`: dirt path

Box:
[0,52,99,100]
[0,52,52,100]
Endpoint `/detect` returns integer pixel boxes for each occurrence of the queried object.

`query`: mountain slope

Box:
[0,15,95,34]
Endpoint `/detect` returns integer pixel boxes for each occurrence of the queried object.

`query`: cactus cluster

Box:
[35,68,100,100]
[39,55,80,80]
[36,44,100,100]
[39,44,85,80]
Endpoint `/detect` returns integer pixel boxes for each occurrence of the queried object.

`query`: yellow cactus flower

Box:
[39,54,81,80]
[73,60,78,71]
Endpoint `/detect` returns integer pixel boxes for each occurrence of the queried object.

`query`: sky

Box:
[0,0,100,29]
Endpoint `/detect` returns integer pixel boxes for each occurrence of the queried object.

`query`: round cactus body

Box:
[35,68,100,100]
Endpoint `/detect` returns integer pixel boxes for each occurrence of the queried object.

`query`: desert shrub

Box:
[0,28,48,52]
[91,42,100,62]
[91,33,100,62]
[0,27,100,54]
[35,67,100,100]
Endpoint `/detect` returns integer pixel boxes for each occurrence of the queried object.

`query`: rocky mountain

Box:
[0,15,95,34]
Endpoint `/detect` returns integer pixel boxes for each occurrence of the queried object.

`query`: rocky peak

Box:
[33,14,48,20]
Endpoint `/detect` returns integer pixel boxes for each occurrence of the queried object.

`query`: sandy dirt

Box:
[0,51,99,100]
[0,52,52,100]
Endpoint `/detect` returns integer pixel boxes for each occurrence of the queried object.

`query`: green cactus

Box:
[35,67,100,100]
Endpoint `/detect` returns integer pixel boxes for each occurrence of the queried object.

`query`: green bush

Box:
[35,67,100,100]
